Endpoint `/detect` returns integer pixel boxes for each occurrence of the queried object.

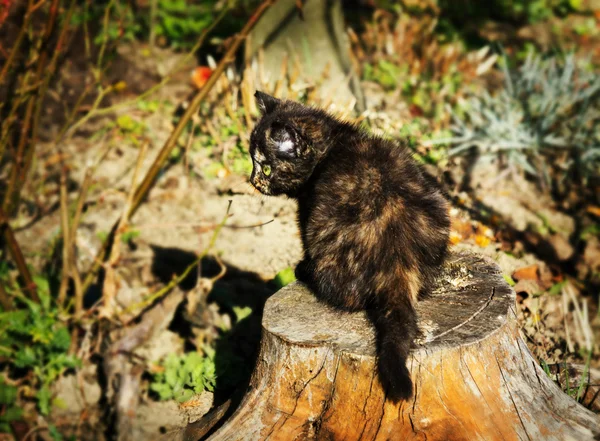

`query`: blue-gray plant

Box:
[440,52,600,186]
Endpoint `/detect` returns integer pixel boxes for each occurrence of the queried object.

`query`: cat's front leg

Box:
[295,257,314,286]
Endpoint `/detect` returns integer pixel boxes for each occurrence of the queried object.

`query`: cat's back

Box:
[313,134,426,213]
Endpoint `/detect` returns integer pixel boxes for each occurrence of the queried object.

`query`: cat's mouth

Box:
[250,177,271,195]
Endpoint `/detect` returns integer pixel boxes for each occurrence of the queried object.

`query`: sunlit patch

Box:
[277,139,295,155]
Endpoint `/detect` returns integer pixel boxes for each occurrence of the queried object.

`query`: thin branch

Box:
[0,0,35,86]
[81,0,278,293]
[58,168,71,306]
[69,168,93,317]
[2,0,77,216]
[99,141,148,319]
[0,282,14,311]
[0,206,39,303]
[122,201,232,317]
[65,4,231,139]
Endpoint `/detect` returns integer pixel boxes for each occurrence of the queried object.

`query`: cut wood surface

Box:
[205,252,599,441]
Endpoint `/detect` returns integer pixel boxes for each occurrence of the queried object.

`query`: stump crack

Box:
[357,369,378,440]
[460,348,507,440]
[312,352,341,439]
[495,355,533,441]
[372,388,387,440]
[429,287,496,342]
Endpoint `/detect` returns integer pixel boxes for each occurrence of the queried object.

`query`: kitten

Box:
[249,91,450,401]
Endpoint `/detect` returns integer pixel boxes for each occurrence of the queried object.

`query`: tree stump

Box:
[206,252,599,440]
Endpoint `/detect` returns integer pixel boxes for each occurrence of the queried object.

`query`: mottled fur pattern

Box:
[249,91,450,401]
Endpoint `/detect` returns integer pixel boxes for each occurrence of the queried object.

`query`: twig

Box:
[183,116,199,176]
[0,206,39,303]
[122,201,232,317]
[58,168,71,306]
[82,0,278,293]
[66,4,231,139]
[0,0,34,86]
[96,0,117,74]
[132,219,274,231]
[149,0,157,48]
[3,0,77,216]
[0,282,14,311]
[100,141,148,319]
[70,168,92,317]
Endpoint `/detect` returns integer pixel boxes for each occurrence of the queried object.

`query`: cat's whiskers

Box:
[244,181,271,216]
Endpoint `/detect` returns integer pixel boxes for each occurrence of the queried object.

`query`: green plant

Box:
[503,274,516,286]
[443,52,600,188]
[113,115,149,146]
[150,352,216,402]
[272,267,296,289]
[91,2,140,46]
[363,60,404,90]
[436,0,580,24]
[151,0,214,49]
[0,375,22,433]
[0,278,80,416]
[120,228,140,244]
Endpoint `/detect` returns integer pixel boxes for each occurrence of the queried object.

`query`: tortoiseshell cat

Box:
[249,91,450,401]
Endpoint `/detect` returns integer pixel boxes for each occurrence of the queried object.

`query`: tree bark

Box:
[206,252,600,441]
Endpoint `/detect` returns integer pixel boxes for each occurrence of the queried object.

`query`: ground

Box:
[3,6,600,438]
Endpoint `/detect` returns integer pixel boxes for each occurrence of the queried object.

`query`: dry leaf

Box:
[113,81,127,92]
[512,265,539,282]
[474,234,490,247]
[548,233,574,262]
[586,205,600,217]
[449,232,462,245]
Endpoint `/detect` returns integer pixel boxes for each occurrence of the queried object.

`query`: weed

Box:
[444,52,600,191]
[120,229,140,244]
[363,60,404,90]
[0,277,80,416]
[150,351,216,403]
[272,267,296,289]
[0,376,22,432]
[503,274,517,286]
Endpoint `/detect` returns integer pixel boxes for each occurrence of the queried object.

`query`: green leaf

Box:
[48,424,64,441]
[503,274,516,287]
[14,346,36,368]
[273,267,296,289]
[150,382,173,400]
[121,229,140,244]
[232,306,252,323]
[165,365,179,387]
[0,405,23,422]
[116,115,137,132]
[37,385,51,415]
[548,281,566,296]
[50,326,71,352]
[175,388,194,403]
[0,382,17,405]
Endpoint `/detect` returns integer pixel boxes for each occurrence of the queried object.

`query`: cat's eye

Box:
[263,165,272,176]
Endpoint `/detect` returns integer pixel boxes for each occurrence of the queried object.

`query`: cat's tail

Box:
[368,298,418,402]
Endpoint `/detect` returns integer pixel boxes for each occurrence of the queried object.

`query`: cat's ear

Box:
[255,91,280,114]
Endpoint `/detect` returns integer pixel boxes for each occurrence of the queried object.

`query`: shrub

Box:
[444,52,600,190]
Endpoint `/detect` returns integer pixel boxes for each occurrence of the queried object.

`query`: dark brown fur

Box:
[249,91,450,401]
